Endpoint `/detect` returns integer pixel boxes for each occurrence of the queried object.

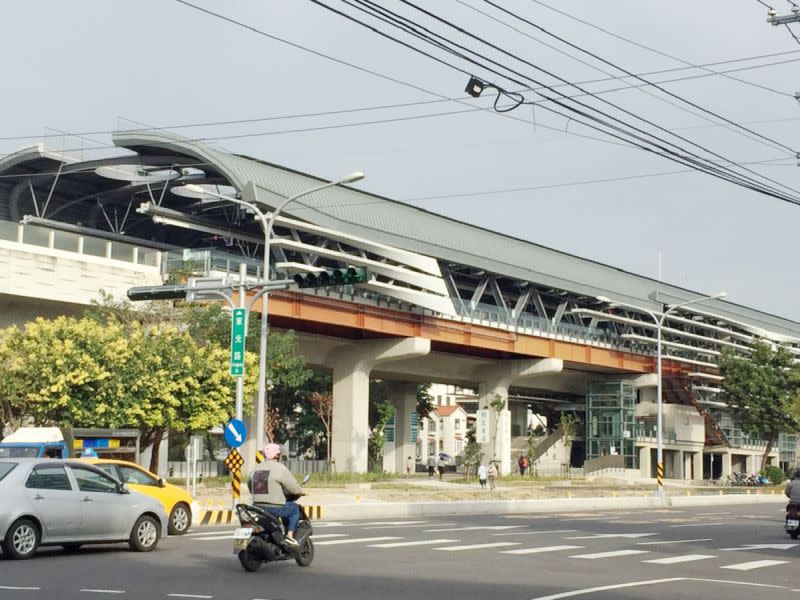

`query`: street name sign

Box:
[230,307,246,376]
[476,409,490,444]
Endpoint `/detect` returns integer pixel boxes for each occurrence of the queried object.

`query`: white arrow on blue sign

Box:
[224,419,247,448]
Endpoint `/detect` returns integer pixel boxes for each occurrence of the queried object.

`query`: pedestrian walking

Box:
[487,462,498,490]
[518,454,529,477]
[406,456,414,477]
[477,463,488,489]
[427,455,436,478]
[437,456,445,481]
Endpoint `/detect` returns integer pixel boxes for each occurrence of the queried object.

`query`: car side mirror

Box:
[118,483,130,495]
[157,478,166,488]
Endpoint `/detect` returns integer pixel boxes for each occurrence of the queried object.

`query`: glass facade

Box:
[586,381,637,468]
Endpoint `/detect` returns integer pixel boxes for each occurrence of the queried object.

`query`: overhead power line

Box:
[307,0,800,205]
[531,0,792,98]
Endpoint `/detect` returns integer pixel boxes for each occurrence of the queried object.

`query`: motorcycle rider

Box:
[786,469,800,505]
[248,443,304,547]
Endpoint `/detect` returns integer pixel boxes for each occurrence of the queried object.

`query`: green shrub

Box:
[760,465,786,485]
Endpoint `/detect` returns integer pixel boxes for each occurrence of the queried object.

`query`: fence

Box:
[168,460,224,479]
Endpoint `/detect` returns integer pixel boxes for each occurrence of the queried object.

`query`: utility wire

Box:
[483,0,798,156]
[2,50,798,144]
[457,0,793,156]
[531,0,790,98]
[333,0,800,203]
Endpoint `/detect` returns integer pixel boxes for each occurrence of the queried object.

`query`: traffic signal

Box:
[292,267,370,289]
[127,284,188,301]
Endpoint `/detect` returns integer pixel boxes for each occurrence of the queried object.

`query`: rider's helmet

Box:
[262,443,281,460]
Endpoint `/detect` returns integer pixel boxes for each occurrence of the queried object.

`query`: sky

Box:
[2,1,800,320]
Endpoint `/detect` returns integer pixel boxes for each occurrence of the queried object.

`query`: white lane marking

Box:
[493,529,578,537]
[643,554,716,565]
[167,595,213,599]
[669,522,726,528]
[369,538,459,548]
[363,523,454,530]
[80,590,126,595]
[637,538,712,546]
[308,534,347,540]
[425,525,523,532]
[0,587,41,591]
[501,545,584,555]
[720,543,797,551]
[691,577,795,590]
[435,542,519,551]
[528,577,685,600]
[314,536,401,546]
[571,549,650,559]
[721,560,789,571]
[571,517,621,521]
[363,520,429,525]
[565,533,656,540]
[185,530,234,537]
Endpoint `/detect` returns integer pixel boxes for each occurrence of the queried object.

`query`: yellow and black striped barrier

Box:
[656,462,664,490]
[196,501,235,526]
[303,505,324,520]
[255,450,265,463]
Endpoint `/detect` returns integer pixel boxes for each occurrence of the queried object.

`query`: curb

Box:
[320,493,785,521]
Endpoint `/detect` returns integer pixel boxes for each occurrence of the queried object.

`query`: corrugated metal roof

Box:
[112,130,800,336]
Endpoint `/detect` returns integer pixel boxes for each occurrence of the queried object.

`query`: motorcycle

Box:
[786,502,800,540]
[232,474,314,572]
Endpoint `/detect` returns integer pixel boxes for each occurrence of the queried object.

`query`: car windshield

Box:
[0,462,17,481]
[0,446,38,458]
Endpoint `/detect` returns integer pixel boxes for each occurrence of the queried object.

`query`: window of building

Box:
[439,419,444,431]
[428,441,436,456]
[438,440,444,451]
[455,418,461,431]
[455,441,463,454]
[437,395,442,405]
[428,419,436,432]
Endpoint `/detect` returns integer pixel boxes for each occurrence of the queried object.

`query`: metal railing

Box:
[0,220,161,268]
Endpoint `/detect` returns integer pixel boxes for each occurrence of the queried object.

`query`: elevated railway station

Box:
[1,130,798,476]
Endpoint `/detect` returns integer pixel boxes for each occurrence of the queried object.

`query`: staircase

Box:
[529,427,564,464]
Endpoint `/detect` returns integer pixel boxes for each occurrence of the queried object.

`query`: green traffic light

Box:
[292,268,370,289]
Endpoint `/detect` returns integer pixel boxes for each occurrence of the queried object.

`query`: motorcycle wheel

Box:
[295,539,314,567]
[238,549,263,572]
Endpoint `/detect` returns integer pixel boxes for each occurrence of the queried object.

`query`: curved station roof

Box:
[2,130,799,392]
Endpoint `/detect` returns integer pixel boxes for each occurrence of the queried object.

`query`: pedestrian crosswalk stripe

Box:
[642,554,716,564]
[369,539,459,548]
[571,550,650,559]
[310,534,348,540]
[501,545,584,555]
[721,560,789,571]
[314,536,401,546]
[566,533,655,540]
[425,525,524,532]
[637,539,712,546]
[435,542,519,551]
[493,529,577,537]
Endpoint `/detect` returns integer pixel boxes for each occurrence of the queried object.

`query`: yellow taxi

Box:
[81,458,193,535]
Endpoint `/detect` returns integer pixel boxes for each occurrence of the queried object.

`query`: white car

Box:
[0,458,168,560]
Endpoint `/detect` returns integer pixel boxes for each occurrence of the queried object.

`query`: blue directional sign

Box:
[224,419,247,448]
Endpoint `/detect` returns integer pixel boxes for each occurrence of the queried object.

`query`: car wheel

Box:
[295,538,314,567]
[168,503,191,535]
[4,519,39,560]
[129,515,160,552]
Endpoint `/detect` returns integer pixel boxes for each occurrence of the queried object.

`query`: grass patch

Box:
[167,476,231,488]
[300,471,396,488]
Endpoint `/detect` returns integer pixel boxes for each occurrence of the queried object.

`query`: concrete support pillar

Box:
[388,382,418,475]
[684,452,693,480]
[478,358,563,476]
[639,446,651,479]
[745,454,757,474]
[692,452,703,481]
[674,451,684,479]
[330,338,430,473]
[721,452,733,478]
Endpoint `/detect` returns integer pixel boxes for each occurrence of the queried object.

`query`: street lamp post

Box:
[185,172,364,453]
[595,291,726,501]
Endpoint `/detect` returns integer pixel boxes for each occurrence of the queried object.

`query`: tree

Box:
[0,315,257,472]
[309,392,333,466]
[560,413,578,448]
[720,341,800,470]
[489,394,507,461]
[459,424,483,479]
[368,380,396,471]
[416,383,434,418]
